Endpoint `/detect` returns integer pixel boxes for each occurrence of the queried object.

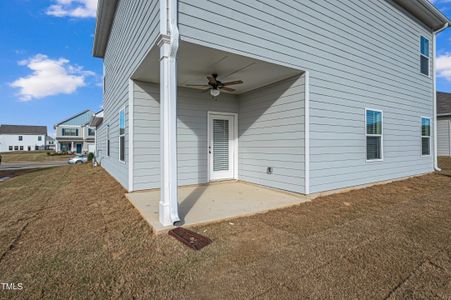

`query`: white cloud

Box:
[46,0,97,18]
[10,54,95,101]
[437,53,451,81]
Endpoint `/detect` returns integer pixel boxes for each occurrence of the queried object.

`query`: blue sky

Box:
[0,0,450,136]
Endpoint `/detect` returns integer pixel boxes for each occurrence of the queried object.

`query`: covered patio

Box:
[129,40,307,228]
[126,181,311,233]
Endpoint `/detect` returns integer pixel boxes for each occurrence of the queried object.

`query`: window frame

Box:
[420,36,430,77]
[18,136,23,141]
[106,124,110,157]
[62,127,79,137]
[118,108,126,163]
[421,116,431,157]
[38,136,42,141]
[365,108,384,162]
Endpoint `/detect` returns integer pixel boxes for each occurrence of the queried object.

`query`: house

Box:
[54,110,96,154]
[45,136,56,151]
[0,125,47,152]
[437,92,451,156]
[92,0,449,226]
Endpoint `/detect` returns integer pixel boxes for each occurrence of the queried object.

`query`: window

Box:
[366,109,383,161]
[119,109,125,162]
[62,128,79,136]
[35,146,39,151]
[20,146,24,151]
[107,125,110,157]
[88,128,95,136]
[421,117,431,156]
[18,136,23,141]
[420,36,430,76]
[14,146,18,151]
[38,136,42,141]
[9,146,12,151]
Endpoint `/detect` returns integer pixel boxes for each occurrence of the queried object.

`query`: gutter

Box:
[433,22,449,171]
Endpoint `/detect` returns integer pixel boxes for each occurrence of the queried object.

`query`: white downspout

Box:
[433,22,449,171]
[158,0,180,226]
[304,71,310,194]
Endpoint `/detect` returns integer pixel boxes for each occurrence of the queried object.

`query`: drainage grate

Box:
[168,227,212,251]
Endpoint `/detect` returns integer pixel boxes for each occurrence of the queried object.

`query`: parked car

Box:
[68,155,88,164]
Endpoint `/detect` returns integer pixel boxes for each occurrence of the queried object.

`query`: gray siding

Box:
[95,121,107,162]
[133,81,239,191]
[437,118,451,157]
[101,0,160,189]
[178,0,434,193]
[239,75,305,193]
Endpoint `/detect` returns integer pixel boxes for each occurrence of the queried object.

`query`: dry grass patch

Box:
[0,161,450,299]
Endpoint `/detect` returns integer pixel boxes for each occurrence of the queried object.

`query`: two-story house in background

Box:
[91,0,449,227]
[0,125,47,152]
[54,110,96,154]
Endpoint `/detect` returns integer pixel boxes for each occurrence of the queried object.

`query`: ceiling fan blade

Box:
[222,80,243,86]
[185,84,210,88]
[220,86,236,92]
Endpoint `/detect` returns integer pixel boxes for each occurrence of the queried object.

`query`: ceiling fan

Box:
[186,74,244,97]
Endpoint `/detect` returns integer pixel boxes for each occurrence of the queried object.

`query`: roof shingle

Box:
[438,92,451,115]
[0,125,47,135]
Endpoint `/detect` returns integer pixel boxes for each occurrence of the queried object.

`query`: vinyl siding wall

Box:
[101,0,160,189]
[132,81,239,191]
[178,0,434,193]
[437,118,451,156]
[239,75,305,193]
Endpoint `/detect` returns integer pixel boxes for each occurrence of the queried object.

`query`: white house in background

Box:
[45,136,56,151]
[0,125,47,152]
[437,92,451,156]
[54,110,96,154]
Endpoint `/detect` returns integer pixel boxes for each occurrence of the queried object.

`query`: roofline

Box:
[54,109,93,128]
[93,0,119,58]
[394,0,450,31]
[418,0,450,27]
[437,113,451,117]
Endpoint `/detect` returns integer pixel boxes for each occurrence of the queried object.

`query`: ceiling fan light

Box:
[210,88,220,97]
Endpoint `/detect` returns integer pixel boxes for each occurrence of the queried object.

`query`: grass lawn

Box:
[0,161,450,299]
[1,151,71,163]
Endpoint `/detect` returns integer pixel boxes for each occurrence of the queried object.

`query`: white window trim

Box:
[421,116,432,157]
[207,111,239,182]
[420,35,431,78]
[118,107,126,164]
[106,124,110,157]
[365,108,384,162]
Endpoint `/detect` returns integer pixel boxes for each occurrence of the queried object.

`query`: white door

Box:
[208,113,236,181]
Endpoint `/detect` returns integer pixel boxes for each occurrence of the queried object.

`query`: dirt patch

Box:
[0,161,450,299]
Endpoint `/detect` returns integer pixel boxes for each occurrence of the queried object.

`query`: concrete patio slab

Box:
[126,181,311,233]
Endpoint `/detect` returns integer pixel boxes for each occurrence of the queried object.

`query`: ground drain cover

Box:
[168,227,212,250]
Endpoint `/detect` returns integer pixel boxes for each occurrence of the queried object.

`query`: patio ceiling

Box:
[132,41,302,94]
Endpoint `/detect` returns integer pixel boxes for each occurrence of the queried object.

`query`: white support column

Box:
[158,0,180,226]
[71,141,74,152]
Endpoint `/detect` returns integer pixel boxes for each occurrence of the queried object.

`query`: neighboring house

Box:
[89,110,104,159]
[0,125,47,152]
[437,92,451,156]
[92,0,449,226]
[45,136,56,151]
[54,110,96,154]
